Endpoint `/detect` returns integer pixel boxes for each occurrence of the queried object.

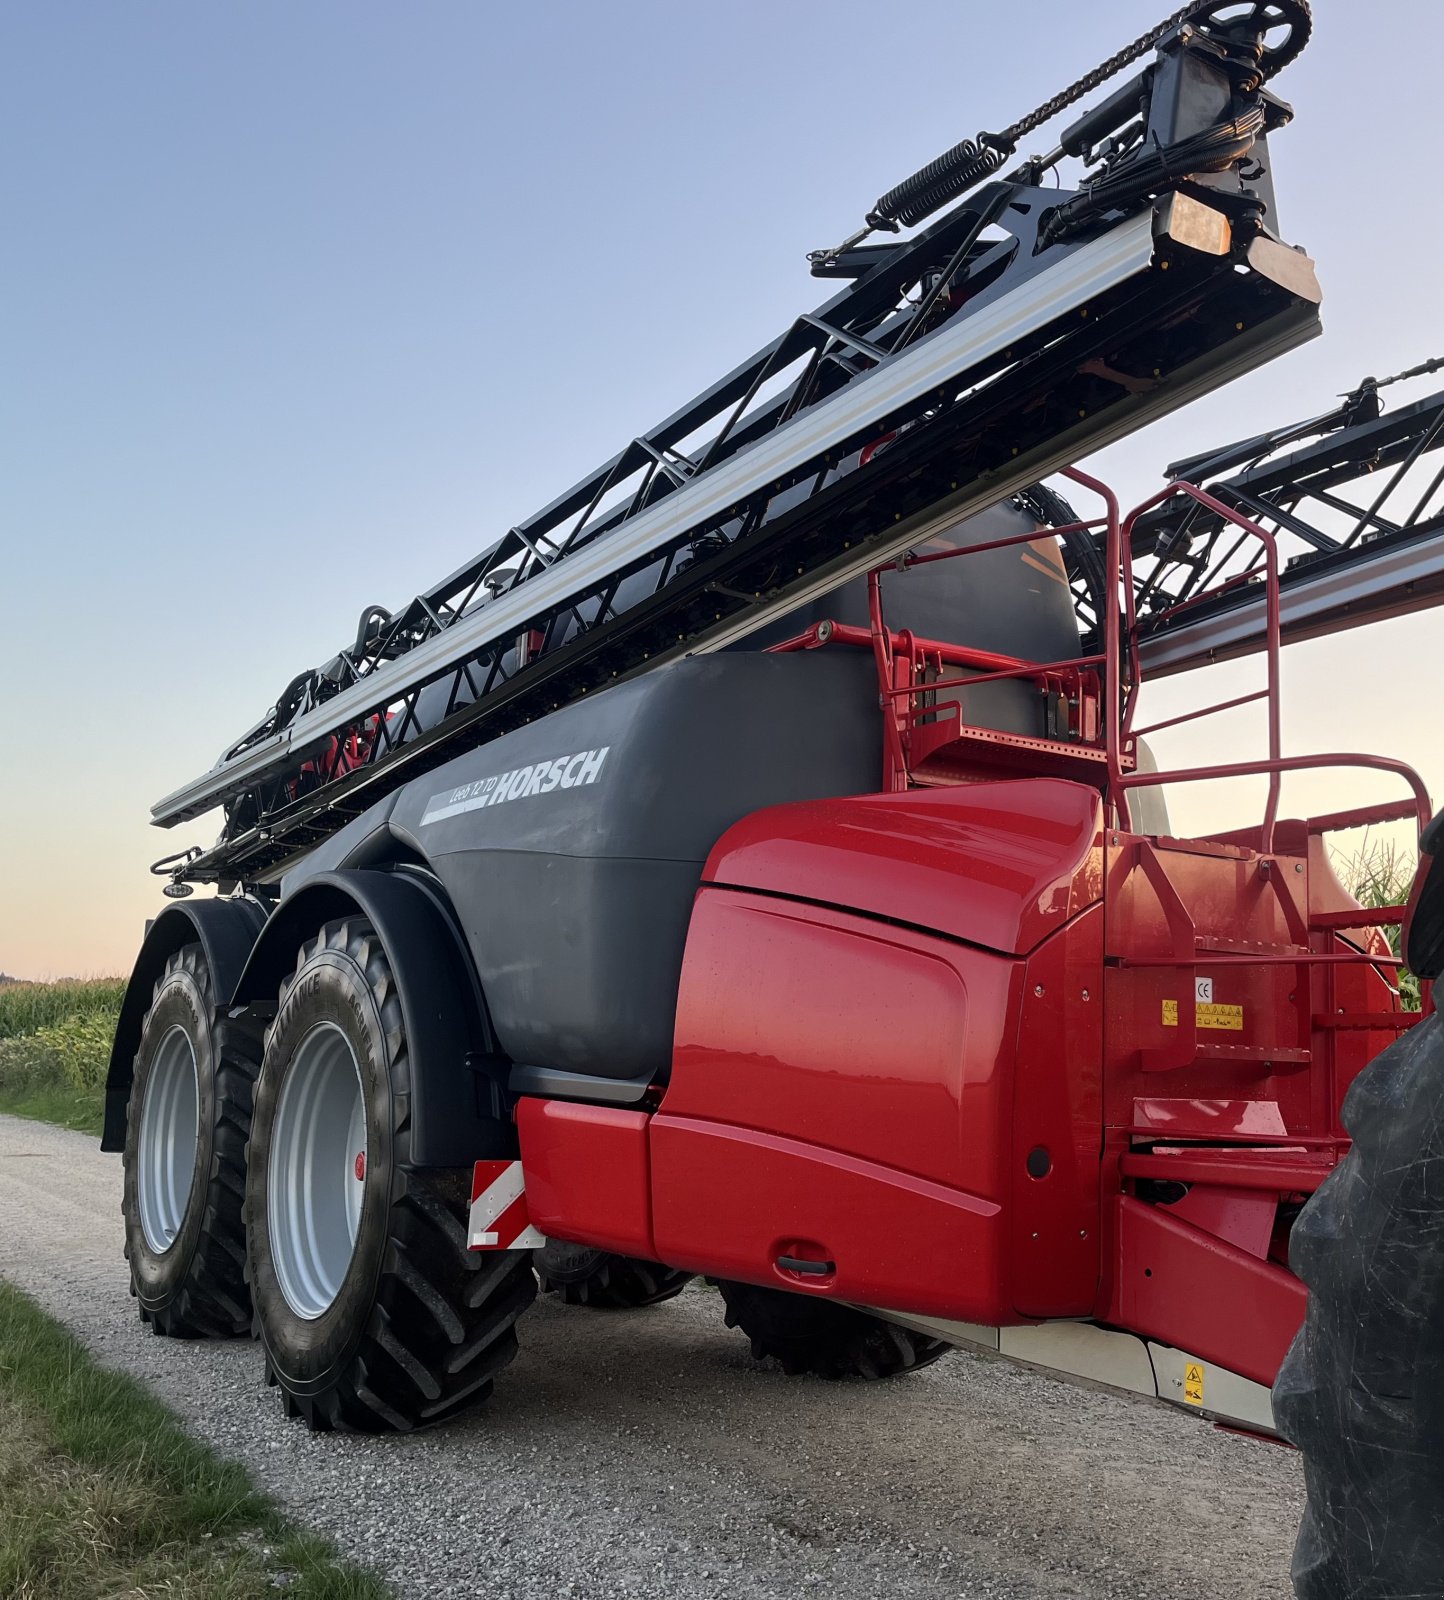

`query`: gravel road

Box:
[0,1112,1303,1599]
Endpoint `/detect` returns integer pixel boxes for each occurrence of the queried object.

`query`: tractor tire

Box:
[244,918,535,1432]
[716,1279,951,1379]
[536,1240,692,1308]
[121,943,257,1338]
[1274,1011,1444,1599]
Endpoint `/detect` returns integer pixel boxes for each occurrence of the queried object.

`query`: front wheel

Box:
[244,919,535,1431]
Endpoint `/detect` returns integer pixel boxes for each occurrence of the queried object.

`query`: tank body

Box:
[282,501,1084,1082]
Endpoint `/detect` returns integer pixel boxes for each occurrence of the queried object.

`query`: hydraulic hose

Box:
[1038,105,1267,247]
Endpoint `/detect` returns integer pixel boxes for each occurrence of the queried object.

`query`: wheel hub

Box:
[136,1024,200,1254]
[268,1022,368,1320]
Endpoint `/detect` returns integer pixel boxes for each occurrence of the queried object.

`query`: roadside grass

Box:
[0,978,120,1135]
[0,1082,105,1138]
[0,1280,389,1600]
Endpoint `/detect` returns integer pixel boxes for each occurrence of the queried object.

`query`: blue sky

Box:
[2,1,1441,975]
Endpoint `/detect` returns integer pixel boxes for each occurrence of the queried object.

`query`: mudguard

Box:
[101,896,267,1151]
[230,868,510,1168]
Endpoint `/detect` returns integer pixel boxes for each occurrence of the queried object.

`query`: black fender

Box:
[102,896,268,1152]
[230,868,509,1168]
[1405,809,1444,982]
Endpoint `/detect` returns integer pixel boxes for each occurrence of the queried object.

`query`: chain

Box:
[1000,3,1200,147]
[811,0,1311,263]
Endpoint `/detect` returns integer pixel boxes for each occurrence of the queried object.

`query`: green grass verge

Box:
[0,1082,104,1138]
[0,1281,390,1599]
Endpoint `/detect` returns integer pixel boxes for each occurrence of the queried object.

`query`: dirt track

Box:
[0,1112,1303,1598]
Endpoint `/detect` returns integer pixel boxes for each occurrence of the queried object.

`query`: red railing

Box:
[766,468,1433,853]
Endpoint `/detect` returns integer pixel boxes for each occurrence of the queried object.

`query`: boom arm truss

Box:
[1089,363,1444,673]
[153,5,1322,888]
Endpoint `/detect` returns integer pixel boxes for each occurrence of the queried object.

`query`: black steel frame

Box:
[1078,381,1444,657]
[159,17,1323,887]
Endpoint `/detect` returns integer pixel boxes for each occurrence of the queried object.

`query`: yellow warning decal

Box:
[1183,1362,1205,1407]
[1198,1003,1244,1031]
[1162,999,1179,1027]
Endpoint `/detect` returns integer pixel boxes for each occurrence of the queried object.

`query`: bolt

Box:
[1031,1232,1040,1240]
[1034,984,1045,997]
[1081,989,1090,1001]
[1294,862,1304,873]
[1079,1230,1088,1239]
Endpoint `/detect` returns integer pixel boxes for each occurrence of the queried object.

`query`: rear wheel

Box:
[121,943,257,1338]
[537,1240,692,1308]
[716,1279,950,1379]
[244,918,535,1431]
[1274,1011,1444,1599]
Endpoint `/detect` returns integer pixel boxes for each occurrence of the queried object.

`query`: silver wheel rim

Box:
[137,1024,200,1254]
[268,1022,368,1320]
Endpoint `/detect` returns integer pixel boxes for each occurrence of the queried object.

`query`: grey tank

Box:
[283,502,1087,1083]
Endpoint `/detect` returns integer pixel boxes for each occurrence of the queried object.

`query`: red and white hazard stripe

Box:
[468,1159,545,1251]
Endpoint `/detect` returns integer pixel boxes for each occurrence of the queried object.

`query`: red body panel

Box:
[660,891,1014,1192]
[650,1116,1003,1318]
[1106,1195,1306,1388]
[653,886,1021,1320]
[514,779,1403,1399]
[516,1099,655,1260]
[1009,903,1104,1316]
[646,780,1110,1322]
[704,778,1104,956]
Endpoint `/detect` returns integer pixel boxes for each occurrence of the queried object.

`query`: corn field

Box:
[0,978,125,1095]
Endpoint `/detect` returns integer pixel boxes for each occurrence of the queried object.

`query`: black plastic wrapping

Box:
[1274,1012,1444,1598]
[1405,810,1444,982]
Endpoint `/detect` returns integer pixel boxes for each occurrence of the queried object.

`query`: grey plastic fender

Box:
[230,868,511,1169]
[102,896,268,1152]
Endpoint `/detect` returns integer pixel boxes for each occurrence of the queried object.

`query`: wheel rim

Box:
[268,1022,368,1320]
[137,1025,201,1254]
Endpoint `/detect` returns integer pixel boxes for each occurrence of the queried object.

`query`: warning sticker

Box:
[1162,999,1179,1027]
[1198,1003,1244,1031]
[1183,1362,1205,1407]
